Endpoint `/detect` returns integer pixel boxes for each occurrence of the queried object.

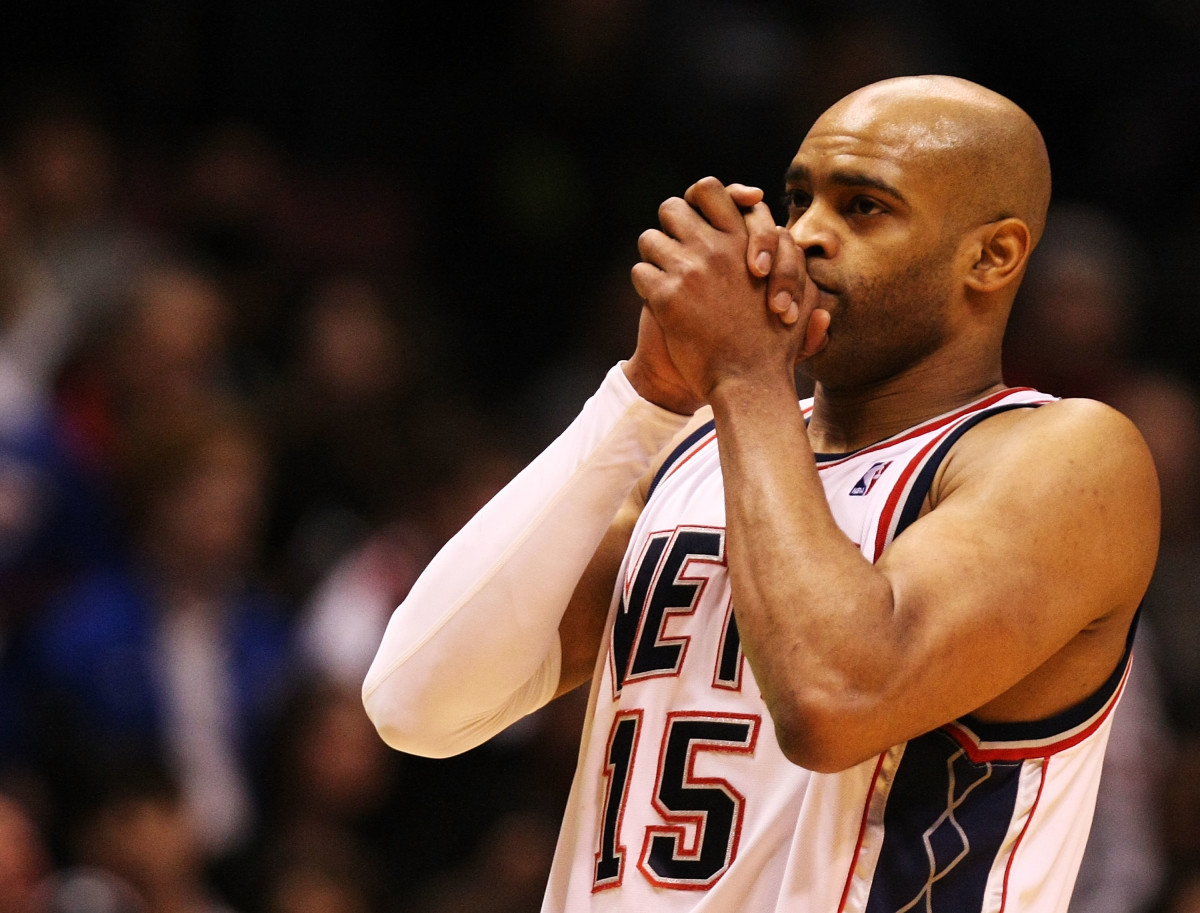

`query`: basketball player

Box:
[363,75,1160,911]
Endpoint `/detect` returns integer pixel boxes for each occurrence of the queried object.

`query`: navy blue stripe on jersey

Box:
[955,609,1140,747]
[865,729,1028,913]
[881,398,1140,758]
[647,420,716,502]
[811,387,1042,468]
[891,402,1044,541]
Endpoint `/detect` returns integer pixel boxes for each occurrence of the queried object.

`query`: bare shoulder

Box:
[939,395,1159,505]
[873,394,1162,725]
[932,394,1160,612]
[1012,395,1152,450]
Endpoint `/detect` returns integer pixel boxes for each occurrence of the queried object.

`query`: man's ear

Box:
[964,218,1032,294]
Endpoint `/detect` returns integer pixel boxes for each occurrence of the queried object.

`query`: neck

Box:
[806,351,1006,454]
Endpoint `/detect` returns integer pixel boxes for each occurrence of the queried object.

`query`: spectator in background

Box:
[409,809,561,913]
[55,755,240,913]
[0,166,75,422]
[237,678,395,913]
[15,399,294,867]
[0,789,54,913]
[259,272,440,603]
[256,836,380,913]
[1003,201,1153,402]
[1110,373,1200,729]
[290,428,567,910]
[1110,372,1200,910]
[55,260,240,485]
[163,122,294,393]
[3,87,161,369]
[0,164,118,774]
[294,420,523,690]
[1005,200,1180,913]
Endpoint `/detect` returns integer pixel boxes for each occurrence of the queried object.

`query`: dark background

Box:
[1,3,1199,913]
[3,0,1197,407]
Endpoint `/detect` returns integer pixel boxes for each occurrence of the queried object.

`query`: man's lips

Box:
[807,276,839,298]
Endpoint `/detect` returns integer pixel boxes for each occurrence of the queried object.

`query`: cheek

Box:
[874,260,954,345]
[812,262,951,386]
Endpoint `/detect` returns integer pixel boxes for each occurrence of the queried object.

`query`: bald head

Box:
[818,75,1052,246]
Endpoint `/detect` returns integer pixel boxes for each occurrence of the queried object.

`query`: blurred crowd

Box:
[0,81,591,911]
[0,2,1198,912]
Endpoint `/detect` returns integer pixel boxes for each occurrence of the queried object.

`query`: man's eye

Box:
[783,190,811,212]
[848,196,884,215]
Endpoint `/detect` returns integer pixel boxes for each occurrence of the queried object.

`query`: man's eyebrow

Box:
[784,164,907,204]
[783,164,811,186]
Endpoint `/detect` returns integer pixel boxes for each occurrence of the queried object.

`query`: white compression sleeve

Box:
[362,363,689,757]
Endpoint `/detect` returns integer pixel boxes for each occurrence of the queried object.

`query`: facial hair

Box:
[800,241,956,392]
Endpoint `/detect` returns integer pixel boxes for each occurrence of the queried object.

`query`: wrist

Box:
[621,355,703,416]
[707,368,799,418]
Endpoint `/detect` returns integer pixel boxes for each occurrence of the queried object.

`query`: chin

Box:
[798,348,883,393]
[796,345,835,385]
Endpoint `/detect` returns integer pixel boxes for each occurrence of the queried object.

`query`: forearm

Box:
[362,363,689,757]
[709,377,895,768]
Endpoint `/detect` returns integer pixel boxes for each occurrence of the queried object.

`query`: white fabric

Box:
[362,363,690,758]
[155,597,253,855]
[543,387,1119,913]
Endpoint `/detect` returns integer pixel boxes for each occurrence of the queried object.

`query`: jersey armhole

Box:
[646,418,717,502]
[891,402,1046,540]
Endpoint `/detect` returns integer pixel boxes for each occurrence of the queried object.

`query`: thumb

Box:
[799,308,831,359]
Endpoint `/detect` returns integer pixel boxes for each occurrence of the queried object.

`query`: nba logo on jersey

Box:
[850,460,891,496]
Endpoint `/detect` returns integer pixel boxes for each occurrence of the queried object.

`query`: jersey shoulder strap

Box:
[646,418,716,502]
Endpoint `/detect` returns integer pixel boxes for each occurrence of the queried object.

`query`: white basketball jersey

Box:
[542,387,1135,913]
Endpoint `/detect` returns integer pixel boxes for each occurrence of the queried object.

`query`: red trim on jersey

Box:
[617,526,727,695]
[942,658,1130,762]
[815,388,1038,471]
[593,709,645,892]
[637,711,761,890]
[999,758,1049,912]
[870,433,940,561]
[712,595,744,691]
[838,751,889,913]
[659,430,718,488]
[620,530,666,604]
[867,388,1052,561]
[663,390,1043,498]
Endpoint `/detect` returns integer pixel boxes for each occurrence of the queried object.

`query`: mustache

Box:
[806,273,839,296]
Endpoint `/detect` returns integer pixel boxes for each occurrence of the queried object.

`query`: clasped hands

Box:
[626,176,830,415]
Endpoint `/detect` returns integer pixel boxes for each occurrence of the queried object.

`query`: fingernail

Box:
[755,252,772,275]
[773,291,792,313]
